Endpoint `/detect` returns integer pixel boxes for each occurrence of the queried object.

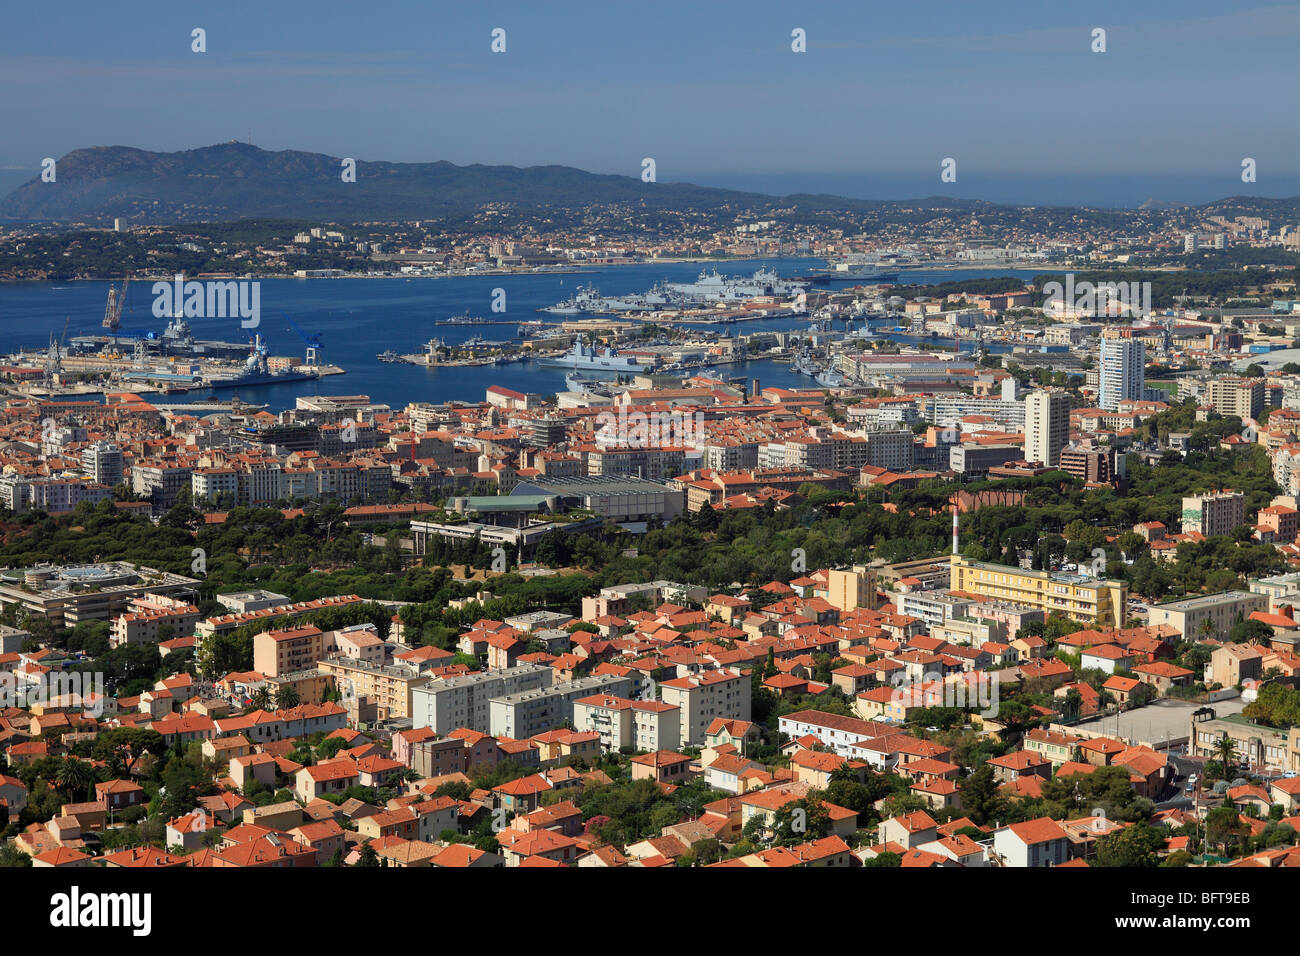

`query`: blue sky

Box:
[2,0,1298,206]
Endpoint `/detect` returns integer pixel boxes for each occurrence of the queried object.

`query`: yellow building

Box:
[824,566,879,613]
[316,658,431,720]
[253,625,325,679]
[265,669,333,707]
[950,555,1127,628]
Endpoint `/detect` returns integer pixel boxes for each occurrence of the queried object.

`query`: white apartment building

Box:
[921,396,1026,430]
[411,663,553,735]
[1180,490,1245,537]
[777,709,887,757]
[488,674,632,740]
[896,590,974,631]
[81,441,124,487]
[572,694,682,753]
[192,468,239,504]
[1098,336,1145,411]
[659,668,751,747]
[1024,390,1069,467]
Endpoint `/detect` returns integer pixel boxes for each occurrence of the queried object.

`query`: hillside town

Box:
[3,272,1300,875]
[1,198,1296,281]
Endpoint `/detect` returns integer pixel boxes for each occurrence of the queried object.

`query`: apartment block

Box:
[860,429,916,471]
[253,626,326,678]
[1146,590,1266,642]
[315,657,432,721]
[110,594,201,648]
[488,674,632,740]
[1059,445,1115,484]
[1189,710,1297,773]
[824,566,879,613]
[1205,377,1264,420]
[1098,336,1145,411]
[411,663,553,735]
[1181,490,1245,537]
[949,555,1126,628]
[571,694,682,753]
[950,443,1022,476]
[1024,390,1069,467]
[659,668,751,748]
[80,441,124,487]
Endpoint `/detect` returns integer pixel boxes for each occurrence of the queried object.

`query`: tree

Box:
[159,752,216,817]
[1205,806,1249,855]
[249,686,273,711]
[55,758,96,802]
[355,843,381,867]
[1228,617,1273,645]
[1128,681,1157,708]
[692,837,722,866]
[959,763,1004,826]
[275,686,301,710]
[0,843,32,867]
[1095,823,1165,867]
[92,728,164,777]
[862,851,901,867]
[1213,734,1238,778]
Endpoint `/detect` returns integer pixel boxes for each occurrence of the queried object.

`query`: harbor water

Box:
[0,260,1045,409]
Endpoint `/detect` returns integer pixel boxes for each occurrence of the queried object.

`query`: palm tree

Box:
[1213,734,1238,778]
[249,686,273,712]
[829,762,859,785]
[276,686,300,710]
[55,758,95,801]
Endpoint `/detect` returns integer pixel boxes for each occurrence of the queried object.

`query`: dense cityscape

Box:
[4,232,1300,877]
[4,1,1300,940]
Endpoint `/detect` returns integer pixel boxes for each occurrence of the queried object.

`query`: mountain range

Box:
[2,143,1298,228]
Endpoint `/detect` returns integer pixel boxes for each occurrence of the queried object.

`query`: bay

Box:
[0,259,1045,409]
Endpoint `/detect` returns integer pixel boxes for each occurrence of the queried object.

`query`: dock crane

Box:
[44,316,70,385]
[284,314,322,366]
[102,274,131,331]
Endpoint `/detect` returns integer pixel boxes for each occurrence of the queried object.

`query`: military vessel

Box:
[70,314,252,359]
[541,282,685,315]
[665,268,805,303]
[206,335,320,389]
[539,341,653,373]
[541,284,609,315]
[800,258,900,284]
[814,367,847,388]
[436,311,492,326]
[790,348,820,376]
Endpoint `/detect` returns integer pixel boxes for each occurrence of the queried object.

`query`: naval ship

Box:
[205,335,320,389]
[799,258,900,284]
[665,267,806,303]
[814,367,848,388]
[541,282,686,315]
[70,314,253,359]
[539,341,654,374]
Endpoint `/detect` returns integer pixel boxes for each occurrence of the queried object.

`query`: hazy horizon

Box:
[3,0,1298,210]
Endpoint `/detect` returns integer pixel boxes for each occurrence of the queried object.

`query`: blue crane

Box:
[284,314,322,366]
